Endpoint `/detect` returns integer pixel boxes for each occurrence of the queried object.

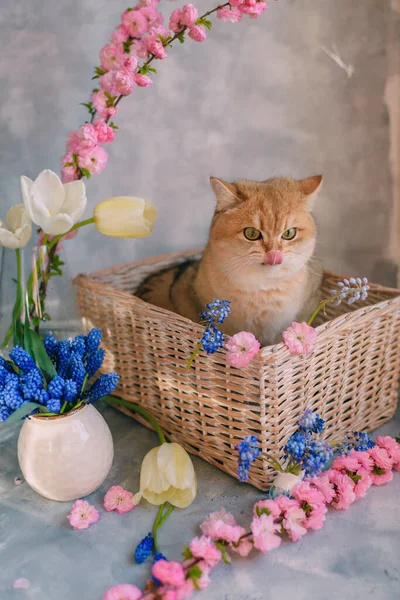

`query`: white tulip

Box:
[133,442,197,508]
[21,169,87,236]
[0,204,32,249]
[93,196,157,238]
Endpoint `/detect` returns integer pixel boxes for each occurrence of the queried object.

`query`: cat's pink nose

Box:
[264,250,284,266]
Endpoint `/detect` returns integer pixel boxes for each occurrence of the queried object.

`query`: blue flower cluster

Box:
[0,329,119,422]
[329,277,369,307]
[135,533,154,564]
[236,435,261,482]
[335,431,375,455]
[297,409,324,434]
[200,299,231,355]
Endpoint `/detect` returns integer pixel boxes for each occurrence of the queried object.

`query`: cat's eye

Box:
[243,227,262,241]
[281,227,297,241]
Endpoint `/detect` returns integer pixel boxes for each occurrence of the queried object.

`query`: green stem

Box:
[152,504,166,552]
[185,341,201,370]
[102,396,166,444]
[157,504,174,529]
[307,299,331,326]
[2,249,23,347]
[60,401,68,415]
[46,217,95,253]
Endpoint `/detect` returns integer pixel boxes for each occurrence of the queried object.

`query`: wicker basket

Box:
[74,249,400,491]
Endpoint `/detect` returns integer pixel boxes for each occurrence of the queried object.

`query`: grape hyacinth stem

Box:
[102,395,166,444]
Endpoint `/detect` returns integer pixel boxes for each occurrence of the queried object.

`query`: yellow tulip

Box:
[133,442,197,509]
[93,196,157,238]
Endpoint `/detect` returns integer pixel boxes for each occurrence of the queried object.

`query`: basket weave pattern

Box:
[74,250,400,491]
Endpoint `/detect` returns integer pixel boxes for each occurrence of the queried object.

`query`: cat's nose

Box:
[264,250,283,266]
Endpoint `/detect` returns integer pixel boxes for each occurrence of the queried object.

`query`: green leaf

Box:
[25,328,57,382]
[80,168,91,179]
[63,162,74,167]
[196,17,212,30]
[395,435,400,444]
[216,541,231,564]
[5,402,42,424]
[373,466,386,475]
[123,40,132,53]
[109,122,119,130]
[72,153,78,166]
[92,75,99,80]
[188,566,202,580]
[95,66,106,76]
[182,546,192,560]
[178,32,185,44]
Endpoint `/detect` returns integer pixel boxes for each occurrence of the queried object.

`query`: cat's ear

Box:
[210,177,240,211]
[298,175,323,209]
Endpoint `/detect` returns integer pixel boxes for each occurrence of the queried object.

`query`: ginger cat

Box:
[137,175,323,347]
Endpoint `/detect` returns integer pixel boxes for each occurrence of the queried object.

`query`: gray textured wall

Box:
[0,0,398,289]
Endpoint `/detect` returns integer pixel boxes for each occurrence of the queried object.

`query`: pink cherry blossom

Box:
[250,513,281,552]
[140,6,163,28]
[123,55,139,73]
[77,123,98,148]
[100,44,125,72]
[100,71,119,95]
[78,145,108,175]
[188,25,207,42]
[351,449,373,472]
[94,119,115,144]
[104,485,135,514]
[189,536,222,568]
[67,499,100,530]
[231,537,253,557]
[376,436,400,470]
[66,130,82,153]
[200,507,245,543]
[230,0,245,5]
[353,468,372,500]
[217,7,243,22]
[114,70,135,95]
[240,0,267,18]
[169,8,185,32]
[282,504,307,542]
[102,584,142,600]
[122,9,149,37]
[135,73,153,87]
[274,495,299,512]
[111,24,130,45]
[292,481,325,506]
[152,560,185,587]
[145,34,168,59]
[328,470,356,510]
[282,321,317,355]
[368,446,393,470]
[91,90,118,119]
[226,331,260,368]
[309,472,335,503]
[181,4,199,27]
[332,454,361,473]
[61,152,79,183]
[175,580,195,600]
[292,481,327,529]
[253,498,281,519]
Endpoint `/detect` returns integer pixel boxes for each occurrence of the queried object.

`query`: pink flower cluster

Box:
[104,436,399,600]
[61,0,268,183]
[282,321,317,355]
[67,485,135,530]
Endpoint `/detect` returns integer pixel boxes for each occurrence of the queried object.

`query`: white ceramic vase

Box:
[272,471,304,493]
[18,404,114,502]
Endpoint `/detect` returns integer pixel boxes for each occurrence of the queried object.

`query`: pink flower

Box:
[231,537,253,557]
[78,123,98,148]
[188,25,207,42]
[99,71,119,95]
[111,25,130,45]
[181,4,198,27]
[274,495,299,512]
[78,145,108,175]
[282,505,307,542]
[152,560,185,587]
[91,90,118,119]
[332,454,361,473]
[134,73,153,87]
[230,0,245,5]
[140,6,163,28]
[292,481,325,506]
[175,580,195,600]
[353,468,372,500]
[250,513,281,552]
[282,322,317,355]
[66,130,81,153]
[239,0,267,18]
[253,498,281,519]
[309,472,335,503]
[94,119,115,144]
[226,331,260,368]
[13,579,30,590]
[61,152,79,183]
[200,507,245,543]
[122,9,149,37]
[104,485,135,514]
[102,584,142,600]
[328,470,356,510]
[351,449,373,472]
[145,34,168,59]
[100,44,125,72]
[189,536,222,568]
[169,8,185,32]
[123,55,139,73]
[217,7,243,22]
[114,70,135,95]
[368,446,393,485]
[376,436,400,470]
[292,482,327,529]
[67,499,100,530]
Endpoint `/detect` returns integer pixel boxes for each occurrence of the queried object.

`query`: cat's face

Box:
[208,176,322,285]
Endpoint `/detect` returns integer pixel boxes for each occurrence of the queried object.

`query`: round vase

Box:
[17,404,114,502]
[272,471,304,493]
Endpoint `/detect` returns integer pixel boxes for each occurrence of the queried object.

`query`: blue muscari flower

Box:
[48,376,65,399]
[37,389,49,405]
[0,366,9,387]
[71,334,86,358]
[9,346,37,373]
[331,277,370,306]
[301,440,333,477]
[201,327,224,355]
[200,299,231,325]
[135,533,154,564]
[85,347,105,379]
[44,334,58,362]
[63,379,78,402]
[46,397,61,413]
[1,374,24,410]
[86,328,102,353]
[352,431,375,451]
[68,353,86,390]
[56,340,71,378]
[0,406,12,422]
[236,435,260,482]
[86,373,119,403]
[21,368,43,401]
[297,410,325,434]
[0,356,14,372]
[284,432,307,460]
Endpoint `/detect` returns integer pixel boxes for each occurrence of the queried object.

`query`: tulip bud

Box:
[93,196,157,238]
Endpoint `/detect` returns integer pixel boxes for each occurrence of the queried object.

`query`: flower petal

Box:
[139,446,170,495]
[5,204,29,232]
[62,180,87,222]
[157,442,196,490]
[42,214,74,236]
[167,484,197,509]
[20,176,34,219]
[31,169,65,216]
